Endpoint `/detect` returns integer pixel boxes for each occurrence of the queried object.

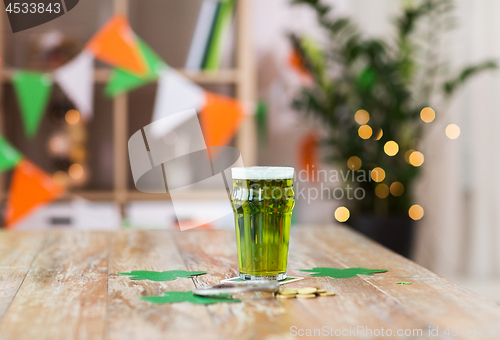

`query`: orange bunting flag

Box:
[5,159,65,228]
[298,131,319,183]
[199,91,245,155]
[86,14,147,75]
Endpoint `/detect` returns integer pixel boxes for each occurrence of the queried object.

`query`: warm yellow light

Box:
[347,156,362,171]
[445,124,460,139]
[384,141,399,156]
[390,182,404,196]
[69,163,84,179]
[409,204,424,220]
[409,151,424,167]
[375,184,389,198]
[374,129,383,140]
[53,171,68,186]
[70,146,86,162]
[355,110,370,125]
[358,125,373,139]
[420,107,435,123]
[405,149,414,163]
[335,206,350,223]
[65,110,80,125]
[371,167,386,182]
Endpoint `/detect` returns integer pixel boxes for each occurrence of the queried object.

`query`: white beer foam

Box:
[231,167,294,180]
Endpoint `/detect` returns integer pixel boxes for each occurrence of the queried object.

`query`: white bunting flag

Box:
[54,51,95,120]
[150,67,206,137]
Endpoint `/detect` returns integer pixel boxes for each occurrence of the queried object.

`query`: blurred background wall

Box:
[1,0,500,301]
[253,0,500,299]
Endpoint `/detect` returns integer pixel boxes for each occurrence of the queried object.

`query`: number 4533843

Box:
[5,3,61,14]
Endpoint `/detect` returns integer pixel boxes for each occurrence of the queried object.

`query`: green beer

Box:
[231,167,295,280]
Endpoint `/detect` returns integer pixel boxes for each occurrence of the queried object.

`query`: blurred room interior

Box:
[1,0,499,304]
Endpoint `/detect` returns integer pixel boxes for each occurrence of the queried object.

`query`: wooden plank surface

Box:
[0,226,499,340]
[0,232,44,319]
[295,226,500,336]
[174,230,328,340]
[106,230,218,340]
[0,231,108,340]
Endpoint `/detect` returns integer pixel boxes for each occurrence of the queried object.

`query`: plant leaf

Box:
[443,60,498,96]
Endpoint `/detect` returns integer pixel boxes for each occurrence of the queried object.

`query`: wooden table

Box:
[1,226,500,339]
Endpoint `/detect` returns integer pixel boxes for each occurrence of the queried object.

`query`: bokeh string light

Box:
[375,183,389,198]
[390,182,404,196]
[355,110,370,125]
[420,107,435,123]
[446,124,460,139]
[347,156,362,170]
[409,204,424,220]
[335,206,350,222]
[374,128,383,140]
[358,125,373,139]
[69,163,84,180]
[384,141,399,156]
[65,109,81,125]
[404,149,414,164]
[409,151,424,167]
[371,167,386,182]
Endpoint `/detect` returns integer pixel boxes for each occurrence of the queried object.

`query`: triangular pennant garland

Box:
[298,131,319,182]
[54,51,95,119]
[5,159,65,228]
[0,135,22,173]
[12,71,53,138]
[150,67,205,137]
[86,14,147,75]
[105,37,165,97]
[199,91,245,149]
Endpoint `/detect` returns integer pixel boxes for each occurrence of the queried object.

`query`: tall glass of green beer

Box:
[231,167,295,280]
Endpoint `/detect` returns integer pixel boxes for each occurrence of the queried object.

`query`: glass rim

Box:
[231,166,294,180]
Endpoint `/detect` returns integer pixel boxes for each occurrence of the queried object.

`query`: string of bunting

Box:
[0,14,253,228]
[6,14,251,147]
[0,136,65,228]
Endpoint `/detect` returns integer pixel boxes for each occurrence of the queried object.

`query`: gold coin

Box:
[296,294,316,299]
[315,289,326,293]
[280,291,298,296]
[280,288,298,295]
[277,294,296,299]
[297,287,317,295]
[319,292,336,297]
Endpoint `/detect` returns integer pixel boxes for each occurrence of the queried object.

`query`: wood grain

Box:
[106,230,218,340]
[0,231,44,319]
[294,225,500,338]
[1,227,500,340]
[174,230,347,340]
[0,231,108,340]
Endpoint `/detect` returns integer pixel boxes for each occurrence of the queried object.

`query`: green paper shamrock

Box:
[142,291,240,305]
[118,270,206,282]
[299,267,388,278]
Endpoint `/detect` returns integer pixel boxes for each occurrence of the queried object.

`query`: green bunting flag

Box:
[0,136,22,172]
[105,38,165,97]
[12,71,53,139]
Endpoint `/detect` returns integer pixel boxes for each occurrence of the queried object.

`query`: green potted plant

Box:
[290,0,496,257]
